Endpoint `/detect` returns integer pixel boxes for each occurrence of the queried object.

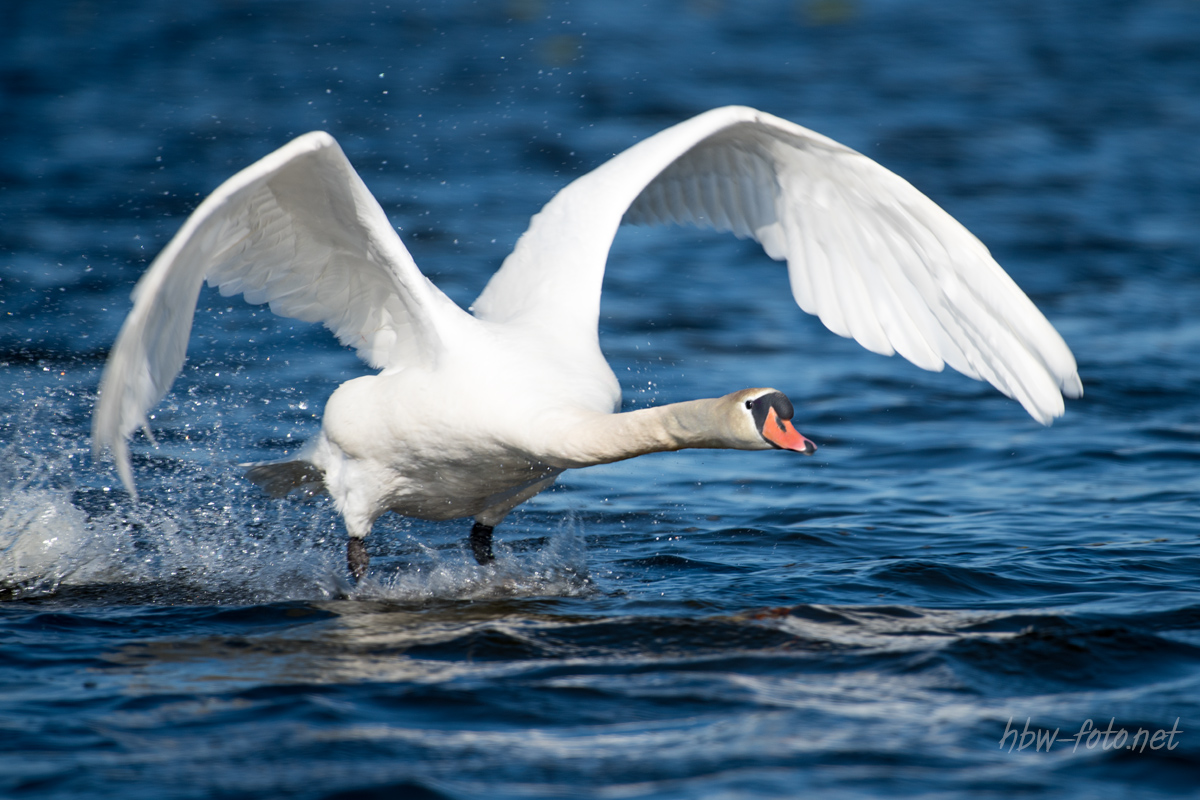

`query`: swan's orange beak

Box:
[762,407,817,455]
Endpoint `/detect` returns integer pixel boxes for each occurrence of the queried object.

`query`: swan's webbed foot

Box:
[469,522,495,565]
[347,537,369,581]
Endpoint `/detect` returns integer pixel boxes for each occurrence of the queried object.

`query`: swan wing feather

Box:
[473,106,1080,424]
[93,131,457,497]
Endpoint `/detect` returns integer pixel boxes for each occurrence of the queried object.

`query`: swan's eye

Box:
[745,400,753,409]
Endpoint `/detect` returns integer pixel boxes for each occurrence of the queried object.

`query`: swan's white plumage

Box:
[94,106,1080,536]
[478,107,1079,422]
[92,132,468,498]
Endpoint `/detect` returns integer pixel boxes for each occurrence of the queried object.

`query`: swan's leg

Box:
[469,523,495,565]
[318,435,381,582]
[331,466,379,582]
[343,509,374,581]
[347,537,369,580]
[467,472,562,565]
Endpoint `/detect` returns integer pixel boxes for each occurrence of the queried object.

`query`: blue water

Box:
[3,1,1200,797]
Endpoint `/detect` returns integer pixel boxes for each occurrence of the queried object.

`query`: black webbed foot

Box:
[469,522,495,565]
[347,537,369,581]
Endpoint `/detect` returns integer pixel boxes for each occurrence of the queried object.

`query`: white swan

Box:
[92,106,1081,577]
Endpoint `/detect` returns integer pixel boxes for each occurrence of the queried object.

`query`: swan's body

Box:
[93,106,1080,576]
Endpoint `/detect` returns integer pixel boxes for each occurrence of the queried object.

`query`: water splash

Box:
[0,384,595,604]
[358,515,595,602]
[0,488,95,598]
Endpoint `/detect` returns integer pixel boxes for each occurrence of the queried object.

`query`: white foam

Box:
[1,382,595,603]
[358,517,595,602]
[0,476,593,604]
[0,488,92,596]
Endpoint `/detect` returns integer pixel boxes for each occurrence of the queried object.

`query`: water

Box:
[3,1,1200,797]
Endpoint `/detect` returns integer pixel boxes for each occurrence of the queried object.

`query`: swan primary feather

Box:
[92,106,1080,578]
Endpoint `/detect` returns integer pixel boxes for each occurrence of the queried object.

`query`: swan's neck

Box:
[548,398,742,468]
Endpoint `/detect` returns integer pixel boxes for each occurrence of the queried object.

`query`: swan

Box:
[92,106,1081,578]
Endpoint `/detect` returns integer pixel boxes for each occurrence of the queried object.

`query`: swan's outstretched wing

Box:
[94,131,460,497]
[473,106,1081,424]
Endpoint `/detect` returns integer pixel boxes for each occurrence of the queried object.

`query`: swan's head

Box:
[726,388,817,454]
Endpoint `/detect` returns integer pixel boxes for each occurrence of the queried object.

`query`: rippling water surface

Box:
[3,1,1200,797]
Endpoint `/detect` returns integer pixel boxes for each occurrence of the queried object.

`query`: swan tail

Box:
[242,458,327,499]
